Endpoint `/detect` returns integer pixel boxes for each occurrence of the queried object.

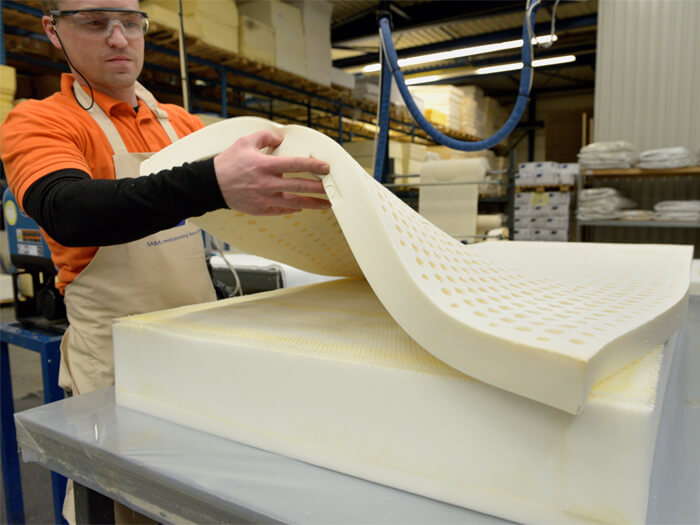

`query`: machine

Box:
[2,187,66,332]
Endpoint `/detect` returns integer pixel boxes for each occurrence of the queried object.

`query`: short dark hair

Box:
[41,0,143,15]
[40,1,61,16]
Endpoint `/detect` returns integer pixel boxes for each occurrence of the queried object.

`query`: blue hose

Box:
[377,3,540,152]
[373,52,393,181]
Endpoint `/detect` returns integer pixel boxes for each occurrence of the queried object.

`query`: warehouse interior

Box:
[0,0,698,523]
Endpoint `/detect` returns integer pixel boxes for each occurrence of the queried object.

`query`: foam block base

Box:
[114,279,675,524]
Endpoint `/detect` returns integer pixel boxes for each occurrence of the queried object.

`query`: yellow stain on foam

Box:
[122,279,466,378]
[589,347,663,406]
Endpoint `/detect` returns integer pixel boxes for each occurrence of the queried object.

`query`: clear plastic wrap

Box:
[13,311,700,524]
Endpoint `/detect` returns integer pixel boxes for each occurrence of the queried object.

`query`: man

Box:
[1,0,330,521]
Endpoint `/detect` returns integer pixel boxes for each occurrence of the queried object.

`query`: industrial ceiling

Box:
[329,0,598,101]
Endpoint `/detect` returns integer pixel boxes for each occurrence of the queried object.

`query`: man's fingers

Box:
[279,193,331,210]
[269,176,327,195]
[259,207,301,216]
[244,130,284,150]
[265,155,330,175]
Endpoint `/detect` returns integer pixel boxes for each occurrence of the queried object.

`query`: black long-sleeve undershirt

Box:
[22,158,227,247]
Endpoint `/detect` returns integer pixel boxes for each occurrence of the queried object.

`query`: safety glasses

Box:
[50,8,149,38]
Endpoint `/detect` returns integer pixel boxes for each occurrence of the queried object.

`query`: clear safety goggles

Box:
[50,8,149,38]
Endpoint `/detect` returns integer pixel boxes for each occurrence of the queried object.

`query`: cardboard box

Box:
[190,14,238,53]
[143,1,238,53]
[425,108,447,126]
[239,15,275,66]
[0,65,16,98]
[353,77,379,102]
[290,0,332,86]
[238,0,305,77]
[147,0,238,23]
[331,67,355,90]
[142,2,200,36]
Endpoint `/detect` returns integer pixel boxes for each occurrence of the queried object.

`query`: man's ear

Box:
[42,15,62,50]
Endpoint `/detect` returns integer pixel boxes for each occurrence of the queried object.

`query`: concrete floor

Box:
[0,303,55,525]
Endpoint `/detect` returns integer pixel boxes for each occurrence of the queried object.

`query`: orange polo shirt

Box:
[1,73,205,293]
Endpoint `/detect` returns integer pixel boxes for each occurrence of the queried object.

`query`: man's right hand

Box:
[213,130,331,215]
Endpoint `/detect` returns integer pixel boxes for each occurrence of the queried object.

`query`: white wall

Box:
[594,0,700,151]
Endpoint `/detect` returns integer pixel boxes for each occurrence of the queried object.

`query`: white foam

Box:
[140,117,690,414]
[114,279,676,524]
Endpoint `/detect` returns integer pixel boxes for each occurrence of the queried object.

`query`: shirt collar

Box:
[60,73,138,115]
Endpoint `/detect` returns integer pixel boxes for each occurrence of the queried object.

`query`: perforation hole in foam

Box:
[369,177,685,358]
[203,205,362,278]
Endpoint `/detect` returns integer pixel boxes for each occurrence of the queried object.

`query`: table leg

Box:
[74,481,114,525]
[0,339,25,524]
[40,344,67,525]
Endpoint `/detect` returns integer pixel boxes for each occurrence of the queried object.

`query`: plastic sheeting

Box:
[14,300,700,524]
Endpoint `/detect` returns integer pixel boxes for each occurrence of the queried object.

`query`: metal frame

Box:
[575,168,700,241]
[0,323,66,525]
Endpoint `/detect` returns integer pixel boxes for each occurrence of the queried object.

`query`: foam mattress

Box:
[140,117,691,414]
[114,279,677,524]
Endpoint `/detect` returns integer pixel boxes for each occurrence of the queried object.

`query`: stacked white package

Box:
[621,209,655,221]
[459,85,484,137]
[353,77,379,103]
[578,141,637,170]
[653,200,700,222]
[238,0,305,78]
[517,161,559,186]
[516,162,536,186]
[558,163,579,185]
[330,67,355,91]
[514,190,571,241]
[482,96,508,139]
[543,216,569,229]
[533,228,569,241]
[511,228,530,241]
[548,191,572,207]
[408,85,464,130]
[578,187,637,221]
[513,216,538,227]
[637,147,693,169]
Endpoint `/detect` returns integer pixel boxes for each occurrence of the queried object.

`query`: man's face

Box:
[46,0,145,96]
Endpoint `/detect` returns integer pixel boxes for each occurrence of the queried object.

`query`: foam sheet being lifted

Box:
[114,279,678,524]
[140,116,691,414]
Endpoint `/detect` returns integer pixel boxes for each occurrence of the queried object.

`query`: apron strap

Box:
[135,82,180,143]
[72,81,181,151]
[73,82,128,155]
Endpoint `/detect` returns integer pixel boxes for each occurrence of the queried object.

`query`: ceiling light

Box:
[532,54,576,67]
[405,75,443,86]
[362,35,558,73]
[476,54,576,75]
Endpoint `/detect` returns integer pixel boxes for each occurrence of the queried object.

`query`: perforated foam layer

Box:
[141,116,692,413]
[114,279,676,524]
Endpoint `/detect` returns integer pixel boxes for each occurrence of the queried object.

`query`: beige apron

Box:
[59,81,216,395]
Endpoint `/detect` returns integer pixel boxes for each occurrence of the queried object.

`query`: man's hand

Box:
[213,130,331,215]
